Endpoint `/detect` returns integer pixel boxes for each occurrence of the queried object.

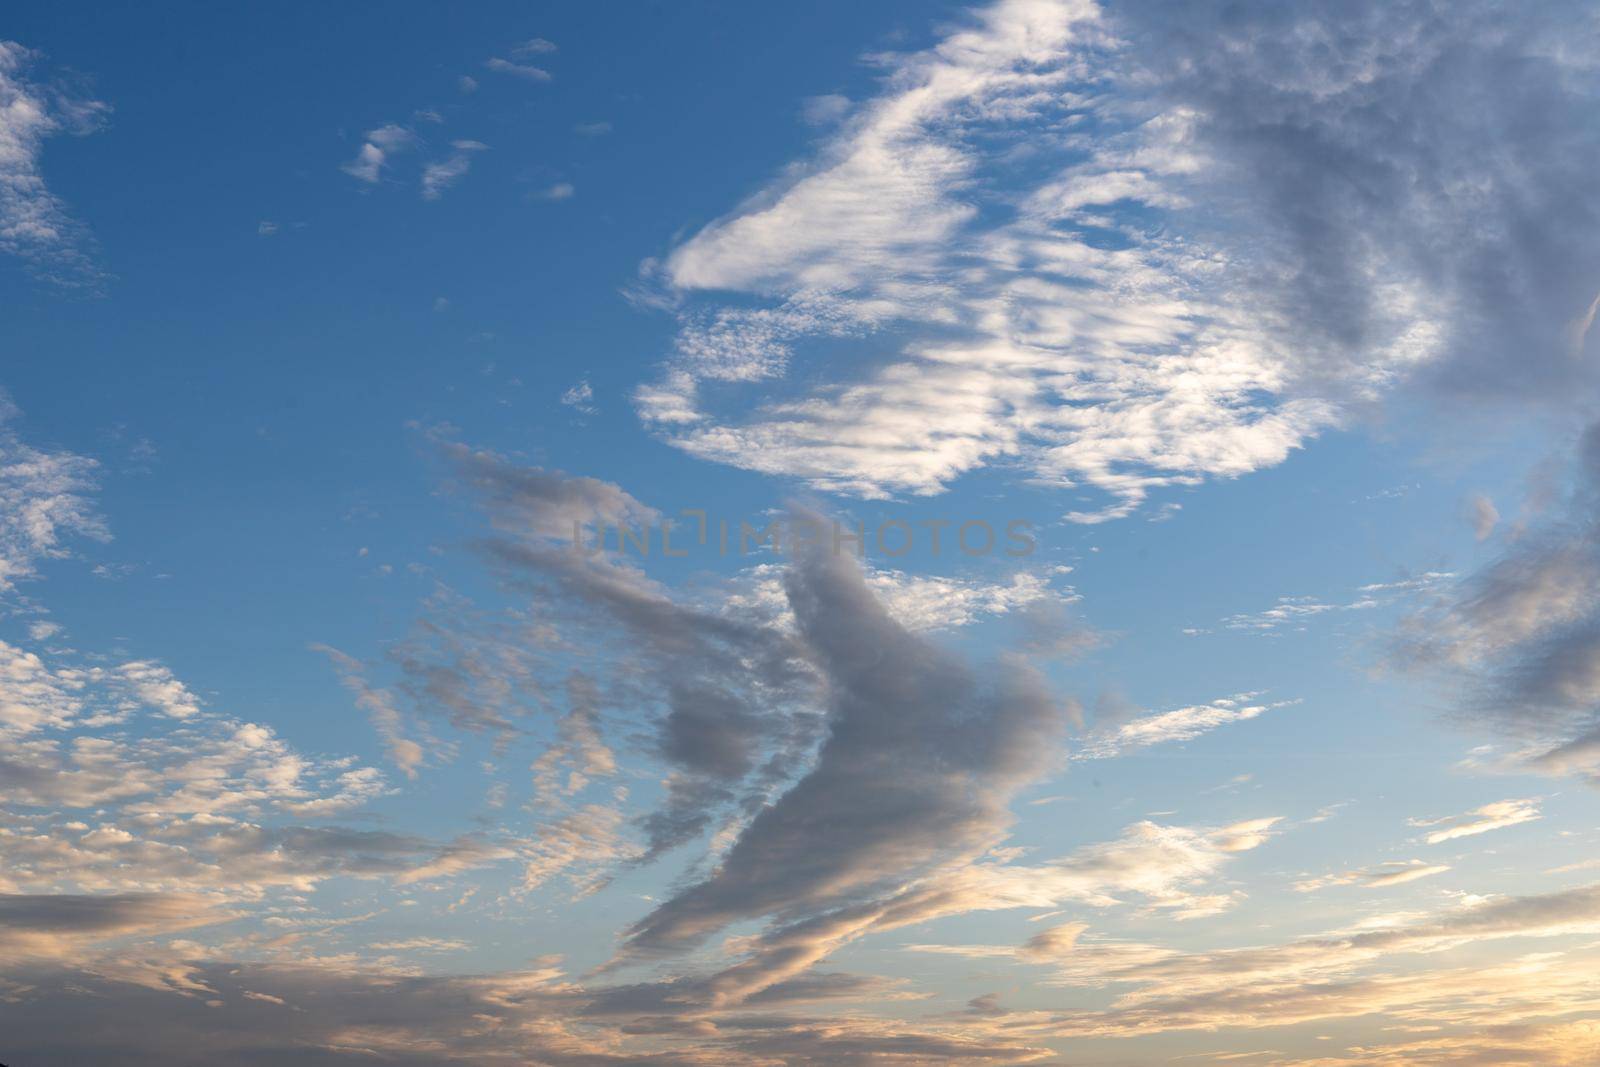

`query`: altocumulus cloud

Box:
[635,0,1600,521]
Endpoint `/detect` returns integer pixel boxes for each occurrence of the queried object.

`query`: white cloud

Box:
[1469,492,1500,541]
[1411,798,1542,845]
[1075,693,1293,760]
[340,123,415,184]
[2,630,391,819]
[368,937,469,953]
[635,0,1600,521]
[419,158,467,198]
[905,882,1600,1047]
[314,644,425,779]
[1021,882,1600,1039]
[518,802,636,897]
[484,57,551,82]
[117,661,202,719]
[631,0,1352,515]
[560,379,595,414]
[27,619,61,641]
[1213,571,1452,634]
[420,140,487,200]
[0,41,109,284]
[723,562,1065,634]
[0,637,82,734]
[799,93,850,126]
[392,835,512,886]
[1295,860,1453,892]
[0,395,108,591]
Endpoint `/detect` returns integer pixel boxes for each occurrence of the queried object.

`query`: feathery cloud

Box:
[0,41,109,285]
[1411,798,1543,845]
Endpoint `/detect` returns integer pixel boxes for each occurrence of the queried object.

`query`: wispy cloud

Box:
[1209,571,1451,634]
[420,139,488,200]
[1295,860,1452,892]
[0,392,107,592]
[1392,424,1600,784]
[560,379,596,415]
[531,181,574,201]
[340,123,416,184]
[1075,694,1293,760]
[484,57,551,82]
[512,37,556,57]
[314,644,425,779]
[1469,492,1501,541]
[0,41,109,285]
[342,119,488,201]
[1411,798,1542,845]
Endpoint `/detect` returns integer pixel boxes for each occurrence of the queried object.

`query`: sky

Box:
[4,1,1600,1063]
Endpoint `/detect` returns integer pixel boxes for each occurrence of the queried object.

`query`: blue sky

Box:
[5,2,1600,1064]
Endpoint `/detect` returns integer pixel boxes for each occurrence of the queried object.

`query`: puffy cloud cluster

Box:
[1,638,387,816]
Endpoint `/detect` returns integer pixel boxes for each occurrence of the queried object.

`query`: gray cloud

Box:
[618,512,1073,959]
[435,438,822,861]
[0,892,234,963]
[0,953,1054,1065]
[0,892,218,938]
[1121,0,1600,403]
[416,452,1272,1018]
[435,436,659,541]
[1391,421,1600,782]
[385,592,548,740]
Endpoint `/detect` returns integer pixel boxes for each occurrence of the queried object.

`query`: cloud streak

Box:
[1411,798,1542,845]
